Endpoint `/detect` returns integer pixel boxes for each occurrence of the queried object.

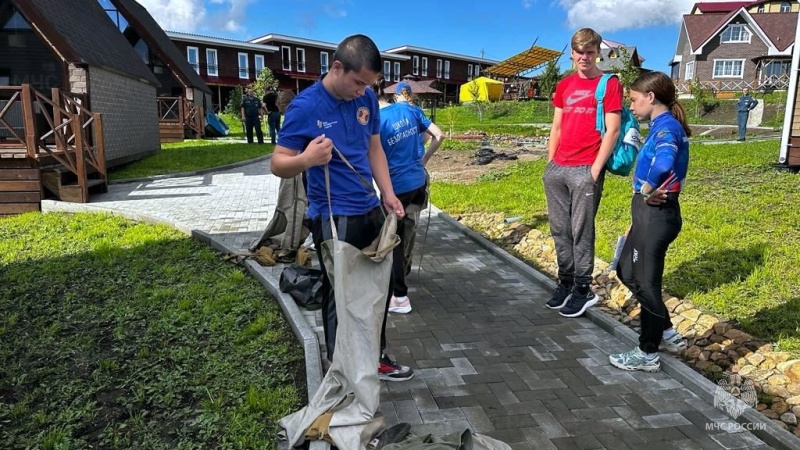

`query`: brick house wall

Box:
[68,65,87,94]
[88,67,159,166]
[693,28,770,88]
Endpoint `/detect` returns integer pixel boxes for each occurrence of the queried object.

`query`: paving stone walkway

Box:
[65,158,773,449]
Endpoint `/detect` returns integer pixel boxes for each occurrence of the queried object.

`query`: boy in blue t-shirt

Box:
[270,35,413,382]
[376,80,444,314]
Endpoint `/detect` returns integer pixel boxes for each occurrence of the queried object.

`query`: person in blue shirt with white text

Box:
[609,71,690,373]
[270,35,414,382]
[375,80,444,314]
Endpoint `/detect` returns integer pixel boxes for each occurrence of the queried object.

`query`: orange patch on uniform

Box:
[357,107,369,125]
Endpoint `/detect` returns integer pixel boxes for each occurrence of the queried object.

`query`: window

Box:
[763,59,792,78]
[475,65,480,77]
[757,5,765,13]
[721,24,750,43]
[281,46,291,71]
[3,11,30,29]
[134,39,149,64]
[187,46,199,73]
[781,2,791,12]
[684,61,694,81]
[206,48,218,76]
[713,59,744,78]
[99,1,129,33]
[296,48,306,72]
[238,52,249,79]
[444,60,450,79]
[320,52,329,74]
[413,56,419,75]
[254,55,264,75]
[391,62,399,81]
[383,61,391,79]
[670,63,680,80]
[467,64,473,80]
[422,57,428,76]
[436,59,443,78]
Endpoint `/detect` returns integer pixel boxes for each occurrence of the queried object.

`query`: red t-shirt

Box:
[552,73,623,166]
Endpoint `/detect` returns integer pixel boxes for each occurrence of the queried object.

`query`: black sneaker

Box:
[379,353,414,381]
[559,288,599,317]
[545,283,573,309]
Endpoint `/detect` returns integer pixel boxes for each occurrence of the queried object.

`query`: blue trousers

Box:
[737,111,749,140]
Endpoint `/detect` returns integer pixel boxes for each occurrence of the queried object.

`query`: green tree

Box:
[224,86,243,115]
[686,79,719,119]
[537,59,561,114]
[616,47,640,92]
[248,67,279,99]
[467,79,485,121]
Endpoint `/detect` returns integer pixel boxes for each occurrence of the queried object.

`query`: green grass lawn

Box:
[220,113,245,138]
[432,140,800,354]
[108,140,271,181]
[0,212,303,449]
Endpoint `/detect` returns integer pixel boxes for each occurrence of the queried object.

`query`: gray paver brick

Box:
[532,413,570,439]
[643,412,693,428]
[419,407,465,423]
[89,162,774,450]
[461,406,495,433]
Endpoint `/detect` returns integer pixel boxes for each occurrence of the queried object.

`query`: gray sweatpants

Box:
[542,161,605,287]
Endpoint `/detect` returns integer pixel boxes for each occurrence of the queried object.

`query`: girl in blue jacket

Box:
[609,71,691,372]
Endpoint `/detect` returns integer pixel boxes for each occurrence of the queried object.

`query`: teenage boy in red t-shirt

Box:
[543,28,622,318]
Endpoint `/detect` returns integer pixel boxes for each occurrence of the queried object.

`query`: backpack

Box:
[595,74,641,176]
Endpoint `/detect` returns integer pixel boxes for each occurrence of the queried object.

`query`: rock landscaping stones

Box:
[458,213,800,432]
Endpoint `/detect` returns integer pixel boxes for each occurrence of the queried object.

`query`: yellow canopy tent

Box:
[459,77,503,103]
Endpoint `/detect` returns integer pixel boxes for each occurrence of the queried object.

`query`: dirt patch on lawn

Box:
[427,144,548,183]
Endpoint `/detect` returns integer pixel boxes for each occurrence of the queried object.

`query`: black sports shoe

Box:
[546,283,573,309]
[559,288,599,317]
[379,353,414,381]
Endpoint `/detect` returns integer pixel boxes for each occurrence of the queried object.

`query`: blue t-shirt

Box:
[379,102,431,195]
[278,79,381,219]
[632,111,689,193]
[413,105,430,158]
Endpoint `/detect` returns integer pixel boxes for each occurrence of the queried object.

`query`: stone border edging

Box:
[431,205,800,450]
[108,154,273,185]
[40,200,328,450]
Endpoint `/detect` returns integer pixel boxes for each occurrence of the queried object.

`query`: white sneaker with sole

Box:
[389,295,412,314]
[660,332,687,353]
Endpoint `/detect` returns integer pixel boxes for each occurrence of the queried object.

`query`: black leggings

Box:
[310,207,392,361]
[617,194,682,353]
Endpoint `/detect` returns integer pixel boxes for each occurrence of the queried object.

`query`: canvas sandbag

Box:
[250,174,309,257]
[278,163,400,449]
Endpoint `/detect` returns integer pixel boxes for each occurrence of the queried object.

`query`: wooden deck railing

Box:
[0,84,106,202]
[157,96,204,137]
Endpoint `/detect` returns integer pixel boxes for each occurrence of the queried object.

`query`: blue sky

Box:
[139,0,730,74]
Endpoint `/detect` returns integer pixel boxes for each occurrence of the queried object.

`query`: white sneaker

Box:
[660,331,687,353]
[389,295,412,314]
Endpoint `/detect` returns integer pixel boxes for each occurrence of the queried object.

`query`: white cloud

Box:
[138,0,207,32]
[138,0,253,34]
[522,0,535,8]
[211,0,253,32]
[558,0,733,33]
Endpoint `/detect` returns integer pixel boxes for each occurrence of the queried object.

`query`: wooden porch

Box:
[0,84,107,216]
[157,96,204,143]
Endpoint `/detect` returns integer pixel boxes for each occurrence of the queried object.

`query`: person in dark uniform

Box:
[736,87,758,141]
[240,88,264,144]
[264,88,281,145]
